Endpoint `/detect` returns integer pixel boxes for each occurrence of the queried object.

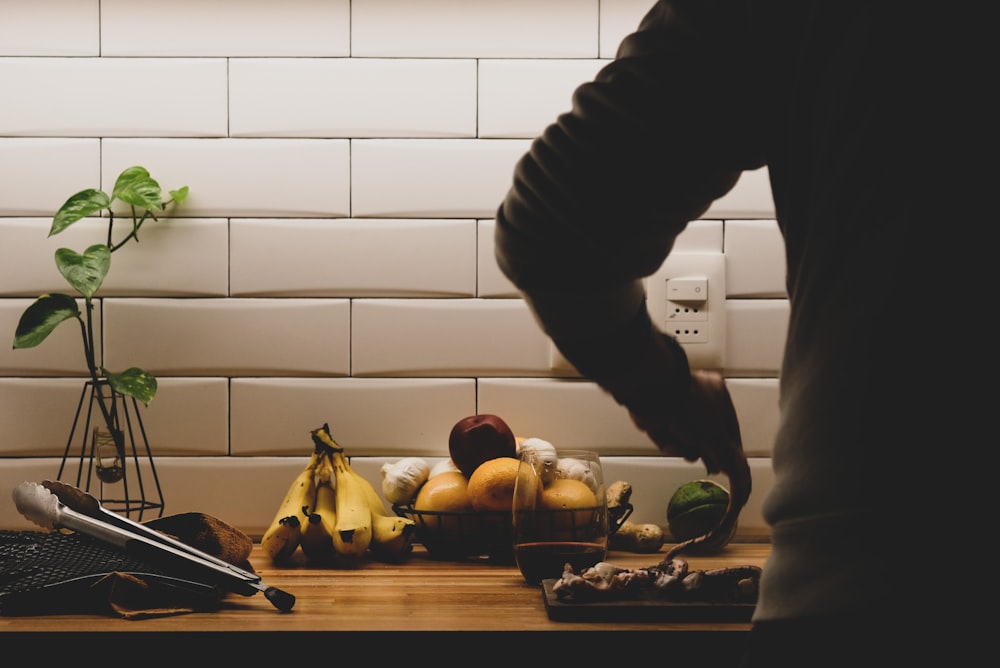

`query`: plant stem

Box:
[80,298,123,455]
[108,208,155,253]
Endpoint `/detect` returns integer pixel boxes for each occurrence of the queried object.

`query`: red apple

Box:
[448,414,517,478]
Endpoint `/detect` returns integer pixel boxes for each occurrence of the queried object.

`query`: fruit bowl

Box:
[392,504,514,562]
[392,501,633,563]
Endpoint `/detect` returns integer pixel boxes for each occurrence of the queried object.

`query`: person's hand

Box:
[627,369,752,557]
[627,369,746,478]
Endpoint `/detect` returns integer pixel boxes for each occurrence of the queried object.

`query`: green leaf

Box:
[112,166,163,211]
[55,244,110,298]
[13,294,81,349]
[104,367,157,405]
[168,185,189,205]
[50,189,111,237]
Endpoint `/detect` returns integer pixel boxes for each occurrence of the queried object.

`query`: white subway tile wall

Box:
[0,0,784,540]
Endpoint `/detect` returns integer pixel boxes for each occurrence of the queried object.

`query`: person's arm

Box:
[494,0,764,461]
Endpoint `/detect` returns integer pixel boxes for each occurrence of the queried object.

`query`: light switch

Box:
[645,253,725,369]
[666,277,708,302]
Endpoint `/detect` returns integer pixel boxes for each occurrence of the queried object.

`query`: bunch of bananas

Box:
[261,423,417,565]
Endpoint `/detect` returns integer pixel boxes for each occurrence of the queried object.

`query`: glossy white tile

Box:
[599,0,658,57]
[477,219,518,298]
[231,59,476,138]
[351,139,530,218]
[478,59,608,138]
[478,377,649,452]
[351,298,553,376]
[352,0,599,58]
[725,219,787,298]
[101,139,351,218]
[725,299,790,376]
[705,166,775,219]
[0,378,92,456]
[230,218,476,297]
[0,139,98,216]
[0,0,99,56]
[0,58,227,137]
[101,0,350,56]
[101,298,351,376]
[230,377,474,457]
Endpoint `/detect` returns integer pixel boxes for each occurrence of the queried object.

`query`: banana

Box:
[260,451,320,563]
[310,422,415,561]
[330,449,373,559]
[300,474,337,563]
[260,514,303,564]
[354,457,417,561]
[369,513,417,562]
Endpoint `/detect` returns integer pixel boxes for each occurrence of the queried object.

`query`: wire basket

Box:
[393,504,514,562]
[393,501,633,563]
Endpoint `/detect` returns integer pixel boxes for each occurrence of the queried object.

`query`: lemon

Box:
[667,479,732,544]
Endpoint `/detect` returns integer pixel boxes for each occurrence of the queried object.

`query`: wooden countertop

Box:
[2,542,770,659]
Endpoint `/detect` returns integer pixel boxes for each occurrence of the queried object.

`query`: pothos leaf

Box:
[13,294,81,349]
[50,189,112,237]
[169,185,189,205]
[104,367,157,406]
[55,244,110,298]
[112,166,164,211]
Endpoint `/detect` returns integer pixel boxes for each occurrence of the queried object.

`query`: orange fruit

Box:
[413,471,473,533]
[540,478,600,538]
[466,456,520,512]
[541,478,598,510]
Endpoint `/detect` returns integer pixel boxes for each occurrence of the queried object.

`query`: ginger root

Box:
[610,520,666,553]
[606,480,665,553]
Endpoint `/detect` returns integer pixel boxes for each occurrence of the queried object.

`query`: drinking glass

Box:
[512,448,608,585]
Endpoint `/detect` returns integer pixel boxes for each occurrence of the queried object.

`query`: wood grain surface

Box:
[1,542,770,659]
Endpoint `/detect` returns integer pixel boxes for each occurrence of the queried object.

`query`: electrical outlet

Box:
[669,323,709,343]
[645,253,725,369]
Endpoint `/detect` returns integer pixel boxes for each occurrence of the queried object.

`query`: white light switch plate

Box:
[646,253,726,370]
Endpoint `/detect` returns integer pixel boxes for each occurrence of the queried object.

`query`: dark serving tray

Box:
[541,578,756,623]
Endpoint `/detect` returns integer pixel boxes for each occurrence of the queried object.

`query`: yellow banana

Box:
[260,515,303,564]
[260,452,319,563]
[330,449,373,559]
[310,422,414,560]
[300,474,337,563]
[369,514,417,562]
[353,459,417,560]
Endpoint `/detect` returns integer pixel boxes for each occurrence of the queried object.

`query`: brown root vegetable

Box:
[607,480,632,508]
[605,479,635,535]
[609,519,665,553]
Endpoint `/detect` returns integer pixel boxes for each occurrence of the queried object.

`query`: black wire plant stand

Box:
[56,379,164,520]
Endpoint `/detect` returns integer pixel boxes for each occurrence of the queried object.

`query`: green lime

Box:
[667,479,731,544]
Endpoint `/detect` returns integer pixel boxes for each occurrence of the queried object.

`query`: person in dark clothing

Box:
[495,2,991,665]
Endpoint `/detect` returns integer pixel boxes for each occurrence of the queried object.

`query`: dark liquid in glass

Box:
[514,541,606,585]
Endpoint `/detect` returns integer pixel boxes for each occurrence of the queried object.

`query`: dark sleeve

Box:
[494,0,766,391]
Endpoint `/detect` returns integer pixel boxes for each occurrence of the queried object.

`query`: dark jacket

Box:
[495,0,991,622]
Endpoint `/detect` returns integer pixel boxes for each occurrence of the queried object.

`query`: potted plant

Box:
[13,166,188,508]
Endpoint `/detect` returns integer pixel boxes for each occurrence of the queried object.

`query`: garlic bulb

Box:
[518,437,559,483]
[381,457,431,505]
[429,457,461,479]
[555,457,599,494]
[517,437,557,459]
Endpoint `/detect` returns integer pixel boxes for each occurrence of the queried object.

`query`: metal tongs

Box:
[12,480,295,612]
